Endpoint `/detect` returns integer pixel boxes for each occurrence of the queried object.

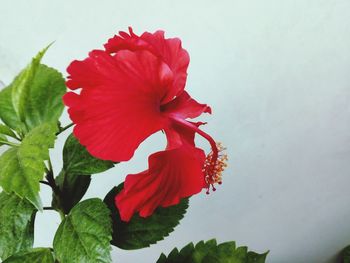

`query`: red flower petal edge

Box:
[116,146,206,221]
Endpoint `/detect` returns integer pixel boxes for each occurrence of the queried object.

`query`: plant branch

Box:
[45,158,62,199]
[57,123,74,135]
[45,157,67,220]
[48,158,53,172]
[46,169,60,195]
[40,180,51,186]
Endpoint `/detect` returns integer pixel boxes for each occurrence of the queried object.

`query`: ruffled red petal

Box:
[64,49,171,161]
[104,27,151,54]
[105,27,190,104]
[161,91,212,119]
[115,146,206,221]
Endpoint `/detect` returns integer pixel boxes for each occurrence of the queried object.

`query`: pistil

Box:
[203,142,228,194]
[171,118,228,193]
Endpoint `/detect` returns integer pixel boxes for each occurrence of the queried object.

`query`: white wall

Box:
[1,1,350,262]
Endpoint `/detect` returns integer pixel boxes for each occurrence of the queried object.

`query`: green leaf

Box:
[103,183,188,250]
[0,86,23,132]
[52,171,91,214]
[0,124,17,139]
[63,133,115,175]
[53,198,112,263]
[247,251,269,263]
[342,245,350,263]
[0,45,65,134]
[156,239,268,263]
[0,122,57,209]
[52,133,114,214]
[23,64,66,130]
[0,192,36,260]
[2,248,54,263]
[11,45,50,123]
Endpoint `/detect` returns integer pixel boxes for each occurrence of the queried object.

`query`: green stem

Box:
[0,140,20,147]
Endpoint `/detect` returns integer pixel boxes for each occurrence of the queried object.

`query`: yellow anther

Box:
[203,142,228,193]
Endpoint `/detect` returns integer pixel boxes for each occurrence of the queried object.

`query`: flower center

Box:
[203,142,228,194]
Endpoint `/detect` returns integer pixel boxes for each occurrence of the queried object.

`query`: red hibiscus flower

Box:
[64,27,227,221]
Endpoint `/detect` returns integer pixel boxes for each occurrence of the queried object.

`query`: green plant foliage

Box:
[63,133,115,175]
[52,133,115,214]
[0,124,17,139]
[11,45,50,123]
[22,64,66,130]
[2,248,54,263]
[0,192,36,260]
[53,198,112,263]
[0,122,57,209]
[156,239,268,263]
[104,183,189,250]
[0,46,65,135]
[0,133,8,146]
[52,171,91,214]
[0,86,23,132]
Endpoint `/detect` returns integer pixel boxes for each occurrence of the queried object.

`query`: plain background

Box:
[1,1,350,262]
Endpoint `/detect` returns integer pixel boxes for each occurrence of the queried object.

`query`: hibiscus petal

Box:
[161,91,212,119]
[104,27,151,54]
[64,49,171,161]
[115,146,206,221]
[165,121,206,149]
[105,28,190,104]
[140,31,190,104]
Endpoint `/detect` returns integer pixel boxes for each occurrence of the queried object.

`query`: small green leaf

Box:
[0,46,65,134]
[11,45,50,123]
[156,239,268,263]
[53,198,112,263]
[63,133,114,175]
[0,124,17,139]
[0,122,57,209]
[0,192,36,260]
[104,183,188,250]
[52,171,91,214]
[2,247,54,263]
